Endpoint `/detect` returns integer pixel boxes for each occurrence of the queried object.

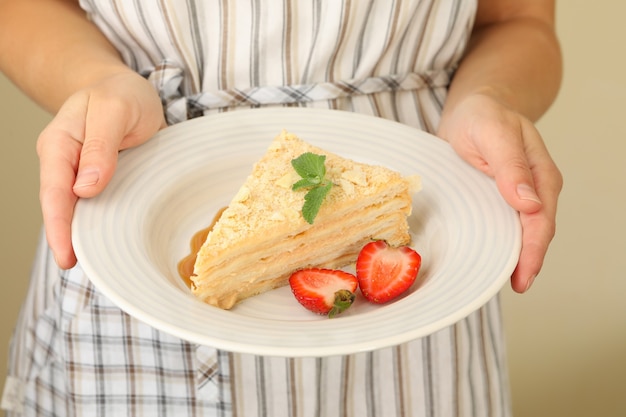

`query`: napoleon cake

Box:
[190,130,420,309]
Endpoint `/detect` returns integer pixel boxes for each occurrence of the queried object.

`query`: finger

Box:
[37,123,83,269]
[72,96,130,198]
[486,121,544,215]
[510,209,555,293]
[511,156,561,292]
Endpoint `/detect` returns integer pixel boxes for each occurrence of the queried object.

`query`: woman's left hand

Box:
[438,92,562,293]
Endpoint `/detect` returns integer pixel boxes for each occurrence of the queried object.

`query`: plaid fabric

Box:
[6,233,232,416]
[148,64,453,124]
[3,0,514,416]
[6,235,511,417]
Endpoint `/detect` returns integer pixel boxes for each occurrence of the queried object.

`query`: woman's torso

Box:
[78,0,477,126]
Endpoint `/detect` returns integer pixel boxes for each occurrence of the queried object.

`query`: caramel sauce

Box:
[177,207,227,288]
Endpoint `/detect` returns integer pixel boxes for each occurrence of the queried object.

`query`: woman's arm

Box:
[446,0,562,121]
[438,0,563,293]
[0,0,165,268]
[0,0,130,112]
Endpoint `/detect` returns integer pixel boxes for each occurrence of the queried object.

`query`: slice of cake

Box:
[190,130,420,309]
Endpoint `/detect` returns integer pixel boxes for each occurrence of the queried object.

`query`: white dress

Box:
[3,1,512,416]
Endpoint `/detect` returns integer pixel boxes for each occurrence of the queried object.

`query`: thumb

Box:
[494,162,542,213]
[488,124,543,215]
[72,99,137,198]
[72,140,119,198]
[72,141,117,198]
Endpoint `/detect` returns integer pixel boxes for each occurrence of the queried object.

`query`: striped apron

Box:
[3,1,512,416]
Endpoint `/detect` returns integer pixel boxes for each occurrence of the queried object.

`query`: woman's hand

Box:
[439,0,562,293]
[37,71,166,269]
[438,92,562,293]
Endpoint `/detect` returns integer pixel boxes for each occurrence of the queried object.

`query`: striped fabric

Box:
[80,0,475,130]
[3,1,513,416]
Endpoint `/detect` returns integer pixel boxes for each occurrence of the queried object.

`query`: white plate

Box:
[72,107,521,357]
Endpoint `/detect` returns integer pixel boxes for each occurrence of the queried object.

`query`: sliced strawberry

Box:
[289,268,358,317]
[356,241,421,304]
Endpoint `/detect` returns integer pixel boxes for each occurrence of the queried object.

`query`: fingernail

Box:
[524,274,537,292]
[74,169,100,189]
[516,184,542,204]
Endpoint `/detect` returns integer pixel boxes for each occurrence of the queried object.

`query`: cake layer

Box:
[194,205,411,308]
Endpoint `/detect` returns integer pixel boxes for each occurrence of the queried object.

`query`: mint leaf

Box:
[292,178,318,191]
[291,152,333,224]
[302,182,332,224]
[291,152,326,184]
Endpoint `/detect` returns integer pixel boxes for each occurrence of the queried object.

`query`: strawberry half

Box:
[289,268,358,317]
[356,241,421,304]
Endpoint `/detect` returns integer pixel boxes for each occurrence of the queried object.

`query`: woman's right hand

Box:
[37,71,166,269]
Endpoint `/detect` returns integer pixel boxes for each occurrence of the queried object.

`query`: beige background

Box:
[1,2,624,416]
